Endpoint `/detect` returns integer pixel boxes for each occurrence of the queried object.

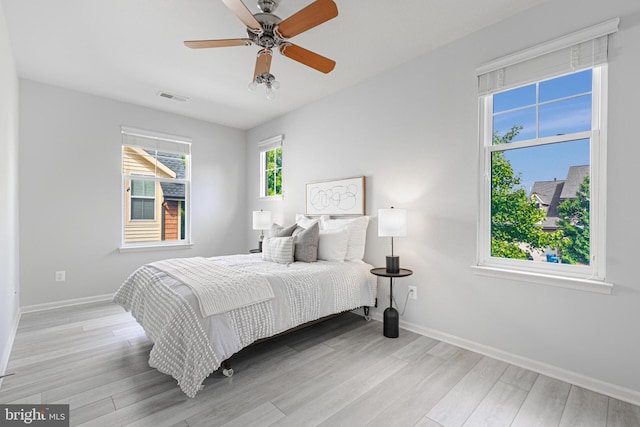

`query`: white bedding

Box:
[113,253,377,397]
[148,257,274,316]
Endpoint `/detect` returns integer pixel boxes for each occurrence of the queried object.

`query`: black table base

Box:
[383,306,399,338]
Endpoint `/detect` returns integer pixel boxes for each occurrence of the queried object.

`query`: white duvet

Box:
[113,253,377,397]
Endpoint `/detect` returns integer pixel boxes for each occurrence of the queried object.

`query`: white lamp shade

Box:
[378,208,407,237]
[252,210,272,230]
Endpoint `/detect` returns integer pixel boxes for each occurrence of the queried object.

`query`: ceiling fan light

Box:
[248,80,258,91]
[271,80,280,90]
[265,87,275,100]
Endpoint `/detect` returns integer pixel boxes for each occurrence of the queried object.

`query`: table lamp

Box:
[378,207,407,273]
[252,209,272,252]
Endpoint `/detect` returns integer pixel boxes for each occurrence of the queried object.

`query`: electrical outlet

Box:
[408,285,417,300]
[55,271,66,282]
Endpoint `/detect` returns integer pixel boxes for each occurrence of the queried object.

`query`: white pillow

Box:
[320,216,370,260]
[261,236,294,264]
[295,214,327,229]
[317,227,349,262]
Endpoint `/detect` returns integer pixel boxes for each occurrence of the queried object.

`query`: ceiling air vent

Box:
[157,91,189,102]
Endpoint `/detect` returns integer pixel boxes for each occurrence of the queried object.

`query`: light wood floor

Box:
[1,301,639,427]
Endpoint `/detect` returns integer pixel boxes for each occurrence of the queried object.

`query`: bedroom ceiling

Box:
[3,0,547,130]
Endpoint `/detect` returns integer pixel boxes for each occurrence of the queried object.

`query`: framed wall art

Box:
[305,176,365,216]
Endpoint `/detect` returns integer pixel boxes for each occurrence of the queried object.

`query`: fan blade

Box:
[184,39,252,49]
[280,43,335,74]
[253,49,273,80]
[221,0,263,33]
[277,0,338,39]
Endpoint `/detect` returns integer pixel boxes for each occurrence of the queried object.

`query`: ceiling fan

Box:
[184,0,338,98]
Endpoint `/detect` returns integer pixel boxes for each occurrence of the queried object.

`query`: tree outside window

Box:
[265,147,282,197]
[258,135,284,198]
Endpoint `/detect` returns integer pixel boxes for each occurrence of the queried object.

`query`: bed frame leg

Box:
[363,306,371,321]
[222,360,234,378]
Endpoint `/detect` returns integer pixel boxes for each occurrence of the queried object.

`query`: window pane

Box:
[266,150,275,170]
[275,147,282,168]
[124,147,189,179]
[157,151,188,179]
[492,70,593,144]
[142,199,155,219]
[491,139,590,265]
[131,180,155,197]
[161,196,186,241]
[131,180,142,195]
[131,199,142,219]
[539,69,592,102]
[493,84,536,113]
[123,148,156,175]
[493,107,537,143]
[267,170,275,196]
[275,169,282,195]
[539,95,592,138]
[131,199,154,220]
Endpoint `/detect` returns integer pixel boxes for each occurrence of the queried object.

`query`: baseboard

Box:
[0,309,21,389]
[21,294,114,314]
[369,312,640,407]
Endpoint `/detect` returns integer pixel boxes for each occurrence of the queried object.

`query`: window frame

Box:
[120,127,192,250]
[129,177,156,222]
[258,134,284,199]
[477,68,607,289]
[474,21,618,293]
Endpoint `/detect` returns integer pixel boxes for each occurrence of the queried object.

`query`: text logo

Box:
[0,405,69,426]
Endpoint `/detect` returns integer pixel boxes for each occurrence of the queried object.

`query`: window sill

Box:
[259,196,283,201]
[119,242,194,253]
[470,265,613,294]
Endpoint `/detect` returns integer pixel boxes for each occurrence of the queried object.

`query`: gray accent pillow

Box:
[292,222,319,262]
[269,223,297,237]
[262,236,294,264]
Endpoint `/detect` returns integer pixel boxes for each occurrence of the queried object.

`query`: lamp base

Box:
[383,307,399,338]
[386,255,399,273]
[258,240,263,252]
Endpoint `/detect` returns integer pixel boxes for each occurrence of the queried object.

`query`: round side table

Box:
[370,268,413,338]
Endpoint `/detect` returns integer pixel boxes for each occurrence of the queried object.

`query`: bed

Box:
[113,215,376,397]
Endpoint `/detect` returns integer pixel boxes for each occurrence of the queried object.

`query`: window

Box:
[259,134,284,198]
[476,19,618,291]
[121,127,191,248]
[130,179,155,221]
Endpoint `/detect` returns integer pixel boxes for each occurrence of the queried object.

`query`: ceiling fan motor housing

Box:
[248,13,283,48]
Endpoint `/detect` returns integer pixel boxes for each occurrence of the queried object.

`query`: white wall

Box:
[0,2,20,377]
[19,80,247,307]
[246,0,640,402]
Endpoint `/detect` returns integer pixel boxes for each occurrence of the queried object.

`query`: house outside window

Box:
[259,134,284,198]
[121,127,191,248]
[475,19,618,292]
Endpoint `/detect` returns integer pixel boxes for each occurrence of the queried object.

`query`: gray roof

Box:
[530,180,565,230]
[529,165,590,230]
[160,182,185,200]
[560,165,589,199]
[530,180,564,206]
[146,151,186,200]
